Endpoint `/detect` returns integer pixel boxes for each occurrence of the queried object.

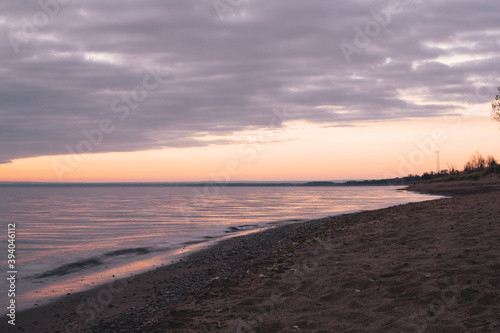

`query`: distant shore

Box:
[4,177,500,332]
[407,174,500,196]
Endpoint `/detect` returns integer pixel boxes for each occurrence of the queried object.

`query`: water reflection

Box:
[0,185,443,310]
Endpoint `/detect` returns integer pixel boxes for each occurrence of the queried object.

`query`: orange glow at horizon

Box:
[1,114,498,182]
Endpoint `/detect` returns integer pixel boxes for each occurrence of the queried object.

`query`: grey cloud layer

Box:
[1,0,499,163]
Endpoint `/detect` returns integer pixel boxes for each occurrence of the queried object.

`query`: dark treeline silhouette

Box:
[436,151,499,181]
[397,151,499,184]
[340,151,500,186]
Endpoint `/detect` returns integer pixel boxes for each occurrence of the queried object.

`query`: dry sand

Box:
[3,178,500,332]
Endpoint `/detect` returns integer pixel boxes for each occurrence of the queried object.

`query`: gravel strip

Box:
[89,215,347,332]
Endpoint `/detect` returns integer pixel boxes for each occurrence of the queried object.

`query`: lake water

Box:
[0,185,443,311]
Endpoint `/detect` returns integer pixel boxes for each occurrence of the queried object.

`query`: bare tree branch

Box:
[492,86,500,122]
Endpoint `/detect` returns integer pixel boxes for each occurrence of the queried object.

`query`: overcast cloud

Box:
[1,0,499,163]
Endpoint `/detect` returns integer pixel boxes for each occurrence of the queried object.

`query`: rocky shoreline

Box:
[7,213,345,332]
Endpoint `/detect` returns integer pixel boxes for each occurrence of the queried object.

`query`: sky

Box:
[1,0,499,182]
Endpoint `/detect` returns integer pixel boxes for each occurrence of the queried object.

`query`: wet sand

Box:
[4,177,500,332]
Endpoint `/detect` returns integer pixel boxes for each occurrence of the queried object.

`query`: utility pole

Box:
[436,151,440,173]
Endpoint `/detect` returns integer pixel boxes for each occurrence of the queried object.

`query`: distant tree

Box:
[477,152,486,169]
[447,162,457,174]
[464,151,486,171]
[472,151,486,169]
[422,172,433,180]
[464,161,474,172]
[486,155,498,167]
[492,86,500,123]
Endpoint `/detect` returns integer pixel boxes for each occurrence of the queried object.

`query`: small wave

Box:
[102,247,150,257]
[266,218,305,225]
[33,247,152,279]
[225,225,256,233]
[34,258,103,279]
[181,240,209,245]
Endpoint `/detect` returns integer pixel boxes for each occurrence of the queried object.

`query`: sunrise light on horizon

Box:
[1,113,498,182]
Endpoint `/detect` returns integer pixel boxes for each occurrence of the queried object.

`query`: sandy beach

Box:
[4,179,500,332]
